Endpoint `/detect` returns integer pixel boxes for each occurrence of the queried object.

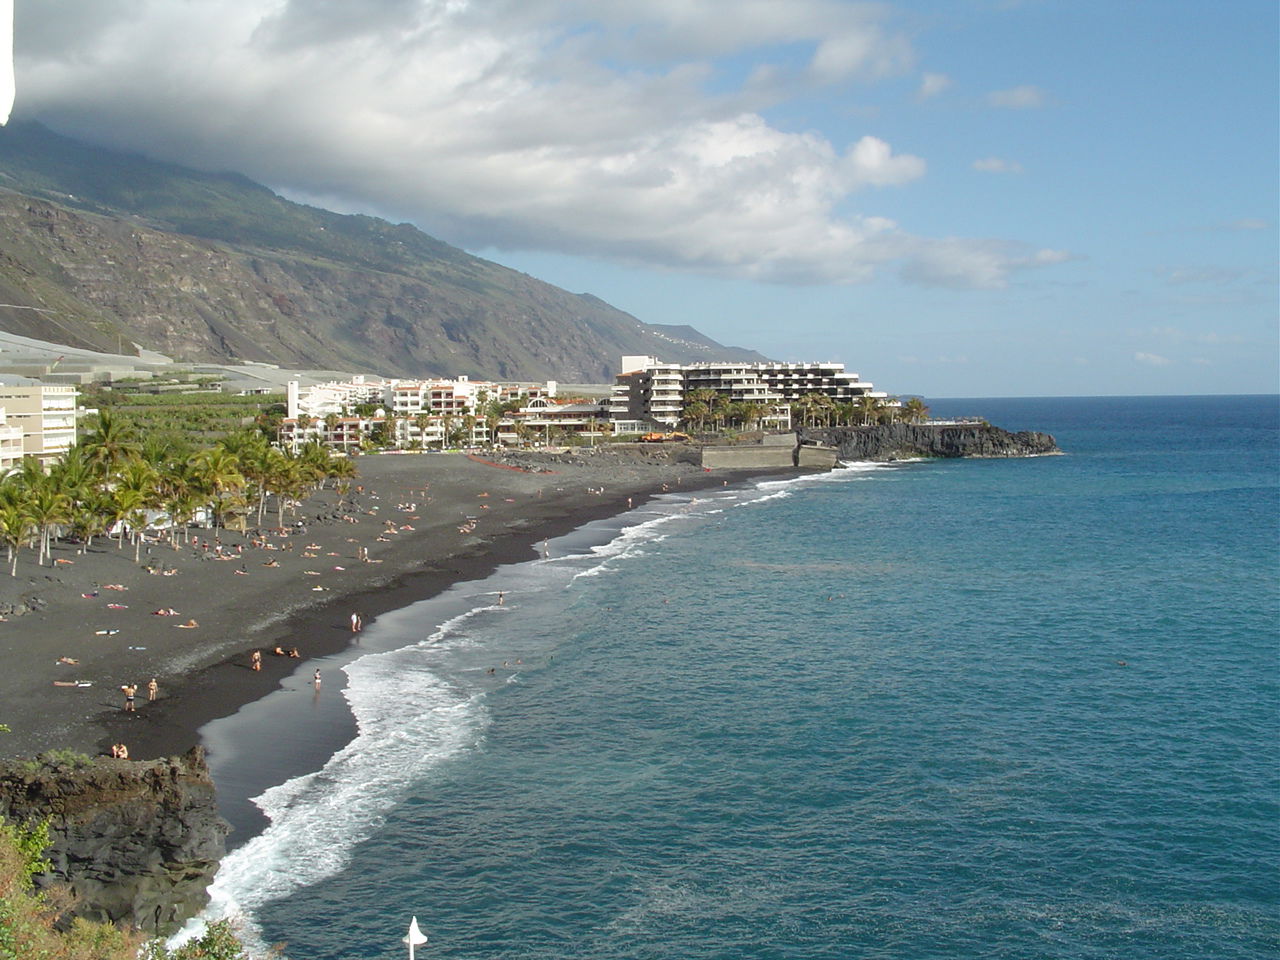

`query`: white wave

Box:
[196,645,488,946]
[187,463,898,951]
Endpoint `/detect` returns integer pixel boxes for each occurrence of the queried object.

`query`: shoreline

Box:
[0,448,800,765]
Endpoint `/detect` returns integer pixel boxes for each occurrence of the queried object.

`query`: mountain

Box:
[0,122,768,382]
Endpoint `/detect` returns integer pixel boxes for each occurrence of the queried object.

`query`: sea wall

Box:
[802,423,1059,461]
[0,748,229,935]
[700,445,796,469]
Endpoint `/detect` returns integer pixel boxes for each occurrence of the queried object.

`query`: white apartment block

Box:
[0,382,79,464]
[0,408,25,473]
[287,376,391,421]
[289,376,557,423]
[609,356,888,429]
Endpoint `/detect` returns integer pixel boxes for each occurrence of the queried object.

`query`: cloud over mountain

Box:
[15,0,1062,288]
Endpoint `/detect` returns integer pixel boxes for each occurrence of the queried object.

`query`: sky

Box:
[9,0,1278,397]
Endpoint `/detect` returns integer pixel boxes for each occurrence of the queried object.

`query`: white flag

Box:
[404,916,429,947]
[0,0,13,125]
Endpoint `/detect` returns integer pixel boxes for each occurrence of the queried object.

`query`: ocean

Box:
[193,395,1279,959]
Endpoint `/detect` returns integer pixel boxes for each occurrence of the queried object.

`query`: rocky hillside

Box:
[0,122,767,381]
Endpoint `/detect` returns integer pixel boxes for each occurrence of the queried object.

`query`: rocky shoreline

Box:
[801,422,1060,461]
[0,748,226,935]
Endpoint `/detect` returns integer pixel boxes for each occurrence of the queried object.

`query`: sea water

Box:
[198,396,1279,959]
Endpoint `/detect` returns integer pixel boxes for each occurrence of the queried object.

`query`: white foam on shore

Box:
[188,463,904,951]
[192,639,488,949]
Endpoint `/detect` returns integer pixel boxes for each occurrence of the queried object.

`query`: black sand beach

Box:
[0,447,788,762]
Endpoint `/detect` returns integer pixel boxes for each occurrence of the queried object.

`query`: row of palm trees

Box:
[681,391,930,432]
[0,411,356,577]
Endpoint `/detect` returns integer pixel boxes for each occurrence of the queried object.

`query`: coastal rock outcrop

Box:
[0,747,229,935]
[802,423,1059,461]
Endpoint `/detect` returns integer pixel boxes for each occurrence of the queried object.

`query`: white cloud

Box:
[12,0,1064,288]
[972,156,1023,174]
[916,72,950,100]
[987,84,1046,109]
[1227,218,1268,231]
[1134,352,1171,367]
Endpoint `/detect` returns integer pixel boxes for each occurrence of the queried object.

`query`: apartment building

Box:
[609,356,887,429]
[0,408,25,473]
[0,380,79,464]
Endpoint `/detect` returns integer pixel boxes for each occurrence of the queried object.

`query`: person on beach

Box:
[121,684,137,712]
[251,650,262,671]
[350,612,361,633]
[497,592,505,606]
[147,678,158,701]
[313,669,322,686]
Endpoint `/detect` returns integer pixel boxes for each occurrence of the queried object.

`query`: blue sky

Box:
[13,0,1278,397]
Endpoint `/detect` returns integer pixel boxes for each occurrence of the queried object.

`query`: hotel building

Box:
[609,357,888,430]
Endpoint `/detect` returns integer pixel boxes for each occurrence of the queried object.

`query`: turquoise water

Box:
[201,396,1279,959]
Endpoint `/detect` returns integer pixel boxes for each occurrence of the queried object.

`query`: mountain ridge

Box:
[0,122,768,381]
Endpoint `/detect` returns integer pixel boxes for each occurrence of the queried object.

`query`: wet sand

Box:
[0,448,790,762]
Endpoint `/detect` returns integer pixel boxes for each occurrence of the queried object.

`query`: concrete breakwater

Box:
[0,748,229,935]
[802,422,1059,461]
[700,435,838,471]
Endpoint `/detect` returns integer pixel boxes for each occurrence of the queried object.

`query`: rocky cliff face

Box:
[0,748,228,935]
[803,423,1059,461]
[0,122,768,381]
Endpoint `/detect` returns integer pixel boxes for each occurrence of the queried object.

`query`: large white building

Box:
[0,380,79,465]
[609,356,888,430]
[281,375,560,450]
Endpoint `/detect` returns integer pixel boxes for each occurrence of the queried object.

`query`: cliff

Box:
[0,747,229,935]
[802,423,1059,461]
[0,122,768,381]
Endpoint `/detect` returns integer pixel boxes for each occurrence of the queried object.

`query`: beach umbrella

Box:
[404,916,429,960]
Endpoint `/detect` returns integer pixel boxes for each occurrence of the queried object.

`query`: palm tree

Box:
[414,413,433,451]
[156,459,204,547]
[856,395,880,426]
[25,484,71,567]
[70,488,116,553]
[81,409,141,476]
[738,402,765,431]
[680,401,709,432]
[902,397,930,423]
[190,447,245,531]
[708,393,730,430]
[267,453,305,529]
[0,495,33,577]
